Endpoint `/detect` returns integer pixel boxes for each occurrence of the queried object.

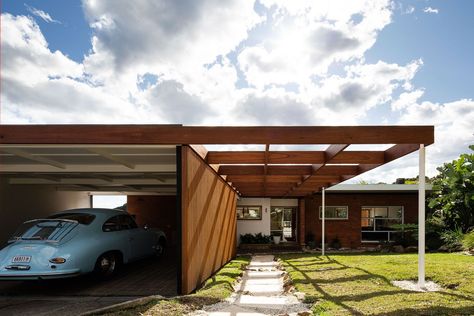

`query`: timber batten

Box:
[180,146,237,294]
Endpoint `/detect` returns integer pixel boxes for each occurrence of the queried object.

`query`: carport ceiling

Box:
[0,125,434,197]
[0,145,177,195]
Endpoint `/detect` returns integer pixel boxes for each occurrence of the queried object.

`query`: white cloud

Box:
[238,0,392,87]
[82,0,262,76]
[395,99,474,176]
[391,89,424,110]
[424,7,439,14]
[1,1,472,185]
[25,4,61,24]
[1,13,139,124]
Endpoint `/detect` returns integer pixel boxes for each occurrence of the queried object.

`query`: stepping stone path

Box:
[191,255,310,316]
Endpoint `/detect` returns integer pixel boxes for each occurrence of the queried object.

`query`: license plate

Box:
[12,255,31,263]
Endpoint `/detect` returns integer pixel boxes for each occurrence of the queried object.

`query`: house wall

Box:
[0,178,91,246]
[180,146,238,295]
[304,193,418,248]
[236,198,298,244]
[127,195,178,246]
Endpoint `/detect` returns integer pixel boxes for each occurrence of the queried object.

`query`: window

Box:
[319,206,348,220]
[119,215,138,230]
[48,213,96,225]
[361,206,404,242]
[102,215,121,232]
[237,206,262,220]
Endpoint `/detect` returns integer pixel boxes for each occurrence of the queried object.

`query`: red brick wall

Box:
[304,193,418,248]
[127,196,177,246]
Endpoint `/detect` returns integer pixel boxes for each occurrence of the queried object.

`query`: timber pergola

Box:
[0,124,434,291]
[0,125,434,197]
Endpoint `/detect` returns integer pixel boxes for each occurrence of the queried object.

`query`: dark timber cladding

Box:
[180,146,237,295]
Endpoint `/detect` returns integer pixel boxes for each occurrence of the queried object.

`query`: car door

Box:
[120,215,153,260]
[102,215,132,261]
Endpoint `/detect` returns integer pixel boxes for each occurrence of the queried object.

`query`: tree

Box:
[428,145,474,233]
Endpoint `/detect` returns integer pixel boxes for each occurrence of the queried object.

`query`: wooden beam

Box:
[283,144,348,196]
[218,165,358,176]
[227,175,302,183]
[208,151,384,164]
[0,125,435,145]
[87,148,135,169]
[1,148,66,169]
[325,144,349,161]
[384,144,420,162]
[313,165,359,176]
[330,151,385,164]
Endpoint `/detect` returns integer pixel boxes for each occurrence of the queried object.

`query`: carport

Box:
[0,125,434,295]
[0,144,179,296]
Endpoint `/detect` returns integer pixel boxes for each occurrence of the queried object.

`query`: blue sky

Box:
[1,0,473,182]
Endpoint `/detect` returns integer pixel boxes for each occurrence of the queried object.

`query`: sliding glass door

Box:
[271,207,297,241]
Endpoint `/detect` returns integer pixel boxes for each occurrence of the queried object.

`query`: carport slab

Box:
[0,252,176,315]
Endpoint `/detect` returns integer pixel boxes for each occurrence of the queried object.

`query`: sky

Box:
[1,0,473,184]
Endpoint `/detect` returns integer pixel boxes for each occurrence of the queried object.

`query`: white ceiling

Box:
[0,145,178,195]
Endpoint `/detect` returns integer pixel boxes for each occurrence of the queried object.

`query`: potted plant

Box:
[272,232,282,245]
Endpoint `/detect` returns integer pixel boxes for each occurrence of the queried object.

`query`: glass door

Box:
[271,207,297,240]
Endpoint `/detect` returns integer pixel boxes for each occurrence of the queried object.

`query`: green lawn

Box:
[279,253,474,315]
[101,256,250,316]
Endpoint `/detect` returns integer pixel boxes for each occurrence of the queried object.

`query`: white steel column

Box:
[418,144,426,289]
[322,187,326,256]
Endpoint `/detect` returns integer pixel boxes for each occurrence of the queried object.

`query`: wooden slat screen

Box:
[180,146,237,294]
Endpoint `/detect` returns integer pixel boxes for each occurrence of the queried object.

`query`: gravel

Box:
[392,280,442,292]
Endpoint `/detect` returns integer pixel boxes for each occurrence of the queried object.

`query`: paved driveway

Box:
[0,251,177,315]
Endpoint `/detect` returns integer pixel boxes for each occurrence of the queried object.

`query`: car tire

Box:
[95,252,120,278]
[155,238,166,257]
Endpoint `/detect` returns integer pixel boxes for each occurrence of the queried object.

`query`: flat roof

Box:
[0,125,434,197]
[327,184,433,192]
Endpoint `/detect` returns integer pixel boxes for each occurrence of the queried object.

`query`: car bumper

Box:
[0,269,81,280]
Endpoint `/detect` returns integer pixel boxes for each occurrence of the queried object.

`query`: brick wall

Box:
[304,193,418,248]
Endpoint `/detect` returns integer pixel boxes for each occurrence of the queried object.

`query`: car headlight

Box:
[49,257,66,264]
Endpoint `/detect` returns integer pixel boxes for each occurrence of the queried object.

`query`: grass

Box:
[100,256,250,316]
[279,252,474,315]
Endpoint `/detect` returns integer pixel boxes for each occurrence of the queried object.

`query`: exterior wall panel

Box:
[305,193,418,248]
[0,178,91,245]
[181,146,237,294]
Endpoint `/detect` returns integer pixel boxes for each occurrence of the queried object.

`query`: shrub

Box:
[390,224,418,247]
[240,233,272,244]
[440,228,464,252]
[462,231,474,251]
[330,236,341,249]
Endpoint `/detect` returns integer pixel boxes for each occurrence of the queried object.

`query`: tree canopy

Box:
[428,145,474,233]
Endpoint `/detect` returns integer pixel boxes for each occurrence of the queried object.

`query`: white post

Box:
[322,187,326,256]
[418,144,426,289]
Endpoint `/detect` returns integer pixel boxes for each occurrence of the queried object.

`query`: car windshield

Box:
[9,219,80,242]
[48,213,96,225]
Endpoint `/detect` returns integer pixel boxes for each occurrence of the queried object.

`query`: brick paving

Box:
[0,249,177,297]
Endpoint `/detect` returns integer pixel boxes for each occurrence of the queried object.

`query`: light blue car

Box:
[0,208,166,280]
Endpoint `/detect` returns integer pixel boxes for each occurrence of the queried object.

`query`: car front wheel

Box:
[95,252,119,278]
[155,238,166,257]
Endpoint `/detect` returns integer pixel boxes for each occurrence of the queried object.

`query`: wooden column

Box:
[298,198,306,247]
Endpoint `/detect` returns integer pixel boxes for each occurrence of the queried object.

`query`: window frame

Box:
[236,205,262,220]
[360,206,404,242]
[318,206,349,220]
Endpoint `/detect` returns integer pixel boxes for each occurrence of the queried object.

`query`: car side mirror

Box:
[143,224,149,230]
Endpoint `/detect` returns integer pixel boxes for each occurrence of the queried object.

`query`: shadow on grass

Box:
[281,254,474,315]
